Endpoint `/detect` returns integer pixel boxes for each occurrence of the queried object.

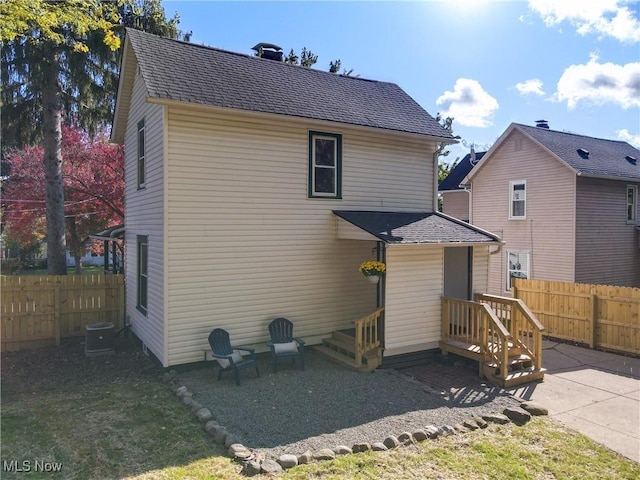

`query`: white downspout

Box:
[463,185,472,223]
[433,143,445,212]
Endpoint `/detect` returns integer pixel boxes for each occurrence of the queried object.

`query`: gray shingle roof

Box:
[333,211,500,244]
[516,123,640,181]
[125,28,452,139]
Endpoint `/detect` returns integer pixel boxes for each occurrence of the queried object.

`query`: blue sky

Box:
[163,0,640,162]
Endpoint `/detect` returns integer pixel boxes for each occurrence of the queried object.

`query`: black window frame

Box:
[137,235,148,315]
[308,131,342,199]
[627,185,637,222]
[137,119,146,189]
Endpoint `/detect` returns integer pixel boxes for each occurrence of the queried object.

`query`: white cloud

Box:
[515,79,545,96]
[528,0,640,43]
[435,78,499,128]
[555,54,640,108]
[616,129,640,147]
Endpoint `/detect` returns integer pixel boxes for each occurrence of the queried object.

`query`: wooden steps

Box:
[482,363,547,388]
[314,329,381,372]
[440,338,545,388]
[313,345,374,372]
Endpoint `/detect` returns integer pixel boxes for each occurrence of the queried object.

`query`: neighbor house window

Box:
[309,131,342,198]
[137,119,145,189]
[627,185,637,222]
[509,180,526,219]
[137,235,148,315]
[506,251,529,291]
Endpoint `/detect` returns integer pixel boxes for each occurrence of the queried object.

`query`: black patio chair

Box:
[208,328,259,386]
[266,317,305,373]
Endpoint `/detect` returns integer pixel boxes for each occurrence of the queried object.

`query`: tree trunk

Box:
[42,42,67,275]
[67,216,83,275]
[74,254,83,275]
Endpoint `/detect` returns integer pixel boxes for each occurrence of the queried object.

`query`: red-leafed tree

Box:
[2,125,124,273]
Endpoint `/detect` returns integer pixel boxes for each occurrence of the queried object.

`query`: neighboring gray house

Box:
[439,149,486,221]
[464,122,640,294]
[111,29,503,368]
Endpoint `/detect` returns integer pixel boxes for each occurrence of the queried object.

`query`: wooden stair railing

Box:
[441,297,511,379]
[353,307,384,368]
[315,308,384,372]
[481,302,511,381]
[475,294,545,371]
[441,296,545,387]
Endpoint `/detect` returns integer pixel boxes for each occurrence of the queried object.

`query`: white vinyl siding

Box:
[575,178,640,287]
[384,246,443,356]
[472,246,490,294]
[471,131,576,295]
[124,67,166,364]
[164,105,436,365]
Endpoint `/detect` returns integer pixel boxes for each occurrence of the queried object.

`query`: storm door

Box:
[443,247,472,300]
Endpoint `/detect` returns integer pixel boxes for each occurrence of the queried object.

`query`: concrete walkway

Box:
[508,340,640,463]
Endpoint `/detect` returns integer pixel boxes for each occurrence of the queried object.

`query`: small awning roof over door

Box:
[333,211,501,245]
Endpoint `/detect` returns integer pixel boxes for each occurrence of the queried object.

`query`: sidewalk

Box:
[508,340,640,463]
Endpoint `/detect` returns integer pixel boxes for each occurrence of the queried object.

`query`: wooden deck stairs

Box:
[440,295,546,388]
[314,308,384,373]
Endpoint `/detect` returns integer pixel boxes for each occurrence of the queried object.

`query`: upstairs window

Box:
[309,131,342,198]
[628,185,638,222]
[506,251,529,291]
[509,180,526,219]
[137,119,146,189]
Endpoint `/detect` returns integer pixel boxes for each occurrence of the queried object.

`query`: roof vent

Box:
[535,119,549,129]
[252,42,283,61]
[626,155,637,165]
[577,148,589,159]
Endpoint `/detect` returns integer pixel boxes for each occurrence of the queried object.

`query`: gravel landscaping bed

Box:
[178,349,521,459]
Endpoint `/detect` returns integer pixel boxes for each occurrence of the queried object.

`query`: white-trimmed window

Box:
[627,185,637,222]
[137,235,148,315]
[506,251,529,291]
[137,119,146,189]
[309,131,342,198]
[509,180,526,219]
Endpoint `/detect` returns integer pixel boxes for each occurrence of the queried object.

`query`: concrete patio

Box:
[508,340,640,463]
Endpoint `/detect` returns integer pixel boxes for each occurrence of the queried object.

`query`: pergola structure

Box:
[87,224,125,274]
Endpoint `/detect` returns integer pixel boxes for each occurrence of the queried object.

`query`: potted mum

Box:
[359,260,386,284]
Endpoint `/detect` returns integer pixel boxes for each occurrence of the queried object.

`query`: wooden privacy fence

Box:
[512,278,640,355]
[1,275,124,352]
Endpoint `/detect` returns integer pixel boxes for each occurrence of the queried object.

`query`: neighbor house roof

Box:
[438,150,486,191]
[112,28,454,144]
[333,211,501,244]
[465,123,640,183]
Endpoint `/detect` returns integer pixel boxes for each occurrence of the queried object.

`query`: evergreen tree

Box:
[0,0,181,274]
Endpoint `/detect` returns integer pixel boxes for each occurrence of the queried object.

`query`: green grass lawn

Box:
[2,338,638,480]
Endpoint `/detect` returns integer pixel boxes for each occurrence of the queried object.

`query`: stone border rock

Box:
[162,371,548,476]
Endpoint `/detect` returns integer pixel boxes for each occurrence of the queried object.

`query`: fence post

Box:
[54,282,61,346]
[590,293,597,349]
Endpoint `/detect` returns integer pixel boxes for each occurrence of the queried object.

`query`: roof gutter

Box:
[576,172,640,183]
[387,240,503,248]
